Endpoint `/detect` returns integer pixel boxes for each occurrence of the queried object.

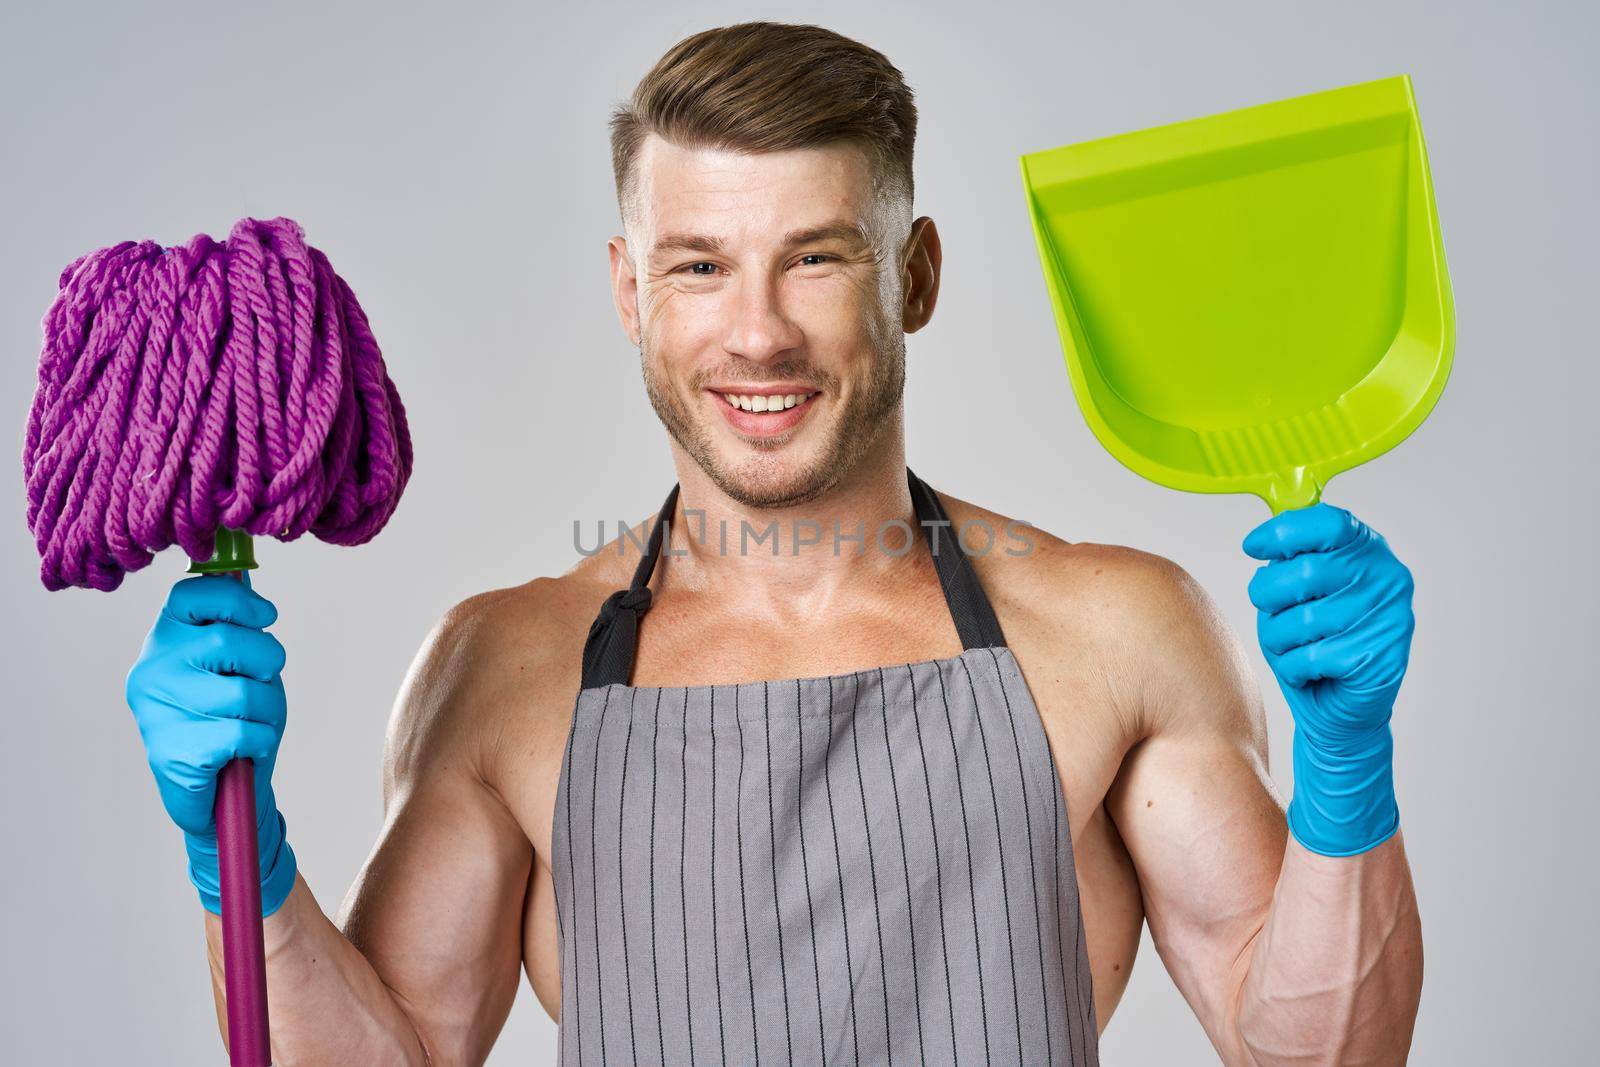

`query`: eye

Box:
[797,254,836,267]
[682,262,719,276]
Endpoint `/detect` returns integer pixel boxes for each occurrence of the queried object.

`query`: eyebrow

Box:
[649,219,871,260]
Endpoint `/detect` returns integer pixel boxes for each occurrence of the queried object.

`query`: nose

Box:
[721,271,803,363]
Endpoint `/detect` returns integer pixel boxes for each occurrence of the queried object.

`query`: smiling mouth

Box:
[713,390,819,413]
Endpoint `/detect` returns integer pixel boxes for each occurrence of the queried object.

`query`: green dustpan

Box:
[1020,74,1454,513]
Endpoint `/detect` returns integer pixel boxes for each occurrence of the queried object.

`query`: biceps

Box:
[340,771,533,1064]
[1106,727,1286,1020]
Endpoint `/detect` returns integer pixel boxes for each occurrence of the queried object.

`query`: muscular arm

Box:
[203,594,534,1066]
[1101,552,1422,1065]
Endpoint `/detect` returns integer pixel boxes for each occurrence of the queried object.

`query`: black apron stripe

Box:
[589,689,611,1066]
[557,706,580,1067]
[962,652,1027,1063]
[906,660,961,1061]
[760,681,796,1064]
[679,688,696,1066]
[618,693,639,1063]
[988,644,1058,1067]
[882,665,930,1063]
[793,678,828,1062]
[847,674,894,1062]
[936,657,993,1064]
[821,674,863,1063]
[733,687,761,1066]
[648,687,664,1063]
[708,686,729,1066]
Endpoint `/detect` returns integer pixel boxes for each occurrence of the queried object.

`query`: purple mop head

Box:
[22,216,414,591]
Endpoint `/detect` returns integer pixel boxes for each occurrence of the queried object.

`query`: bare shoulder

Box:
[382,512,661,799]
[933,486,1207,650]
[936,488,1262,742]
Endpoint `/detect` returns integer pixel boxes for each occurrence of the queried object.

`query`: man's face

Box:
[610,135,931,509]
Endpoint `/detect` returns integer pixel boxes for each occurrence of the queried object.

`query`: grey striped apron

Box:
[551,467,1099,1065]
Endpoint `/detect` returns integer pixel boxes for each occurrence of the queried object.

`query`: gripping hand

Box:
[1244,503,1414,857]
[124,572,296,915]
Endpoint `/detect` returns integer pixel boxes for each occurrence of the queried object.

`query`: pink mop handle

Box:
[215,570,272,1066]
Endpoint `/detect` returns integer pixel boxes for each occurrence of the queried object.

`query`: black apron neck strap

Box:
[579,467,1006,690]
[579,483,679,691]
[906,467,1008,651]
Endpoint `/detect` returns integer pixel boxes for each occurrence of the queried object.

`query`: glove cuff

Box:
[184,802,298,918]
[1287,722,1400,857]
[259,812,298,917]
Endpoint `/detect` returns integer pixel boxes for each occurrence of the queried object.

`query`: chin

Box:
[703,449,838,510]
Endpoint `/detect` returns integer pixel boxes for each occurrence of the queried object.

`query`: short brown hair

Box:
[609,22,918,227]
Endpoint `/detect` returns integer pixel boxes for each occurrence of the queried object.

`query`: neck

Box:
[661,434,929,621]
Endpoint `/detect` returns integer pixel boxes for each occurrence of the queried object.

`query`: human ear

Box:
[608,235,642,347]
[901,216,941,334]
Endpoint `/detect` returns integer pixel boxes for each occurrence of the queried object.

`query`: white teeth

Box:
[719,391,815,412]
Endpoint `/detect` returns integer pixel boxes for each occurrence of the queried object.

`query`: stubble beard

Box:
[640,332,906,510]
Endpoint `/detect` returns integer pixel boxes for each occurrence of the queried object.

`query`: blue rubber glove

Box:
[124,572,297,916]
[1243,503,1414,857]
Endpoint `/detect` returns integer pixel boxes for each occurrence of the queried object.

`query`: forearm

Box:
[1231,828,1422,1066]
[204,874,430,1066]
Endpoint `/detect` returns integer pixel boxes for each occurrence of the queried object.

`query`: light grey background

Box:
[2,1,1593,1063]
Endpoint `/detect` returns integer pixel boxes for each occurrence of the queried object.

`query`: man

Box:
[126,20,1423,1066]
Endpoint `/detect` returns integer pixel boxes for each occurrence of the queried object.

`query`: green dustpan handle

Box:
[1264,468,1324,515]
